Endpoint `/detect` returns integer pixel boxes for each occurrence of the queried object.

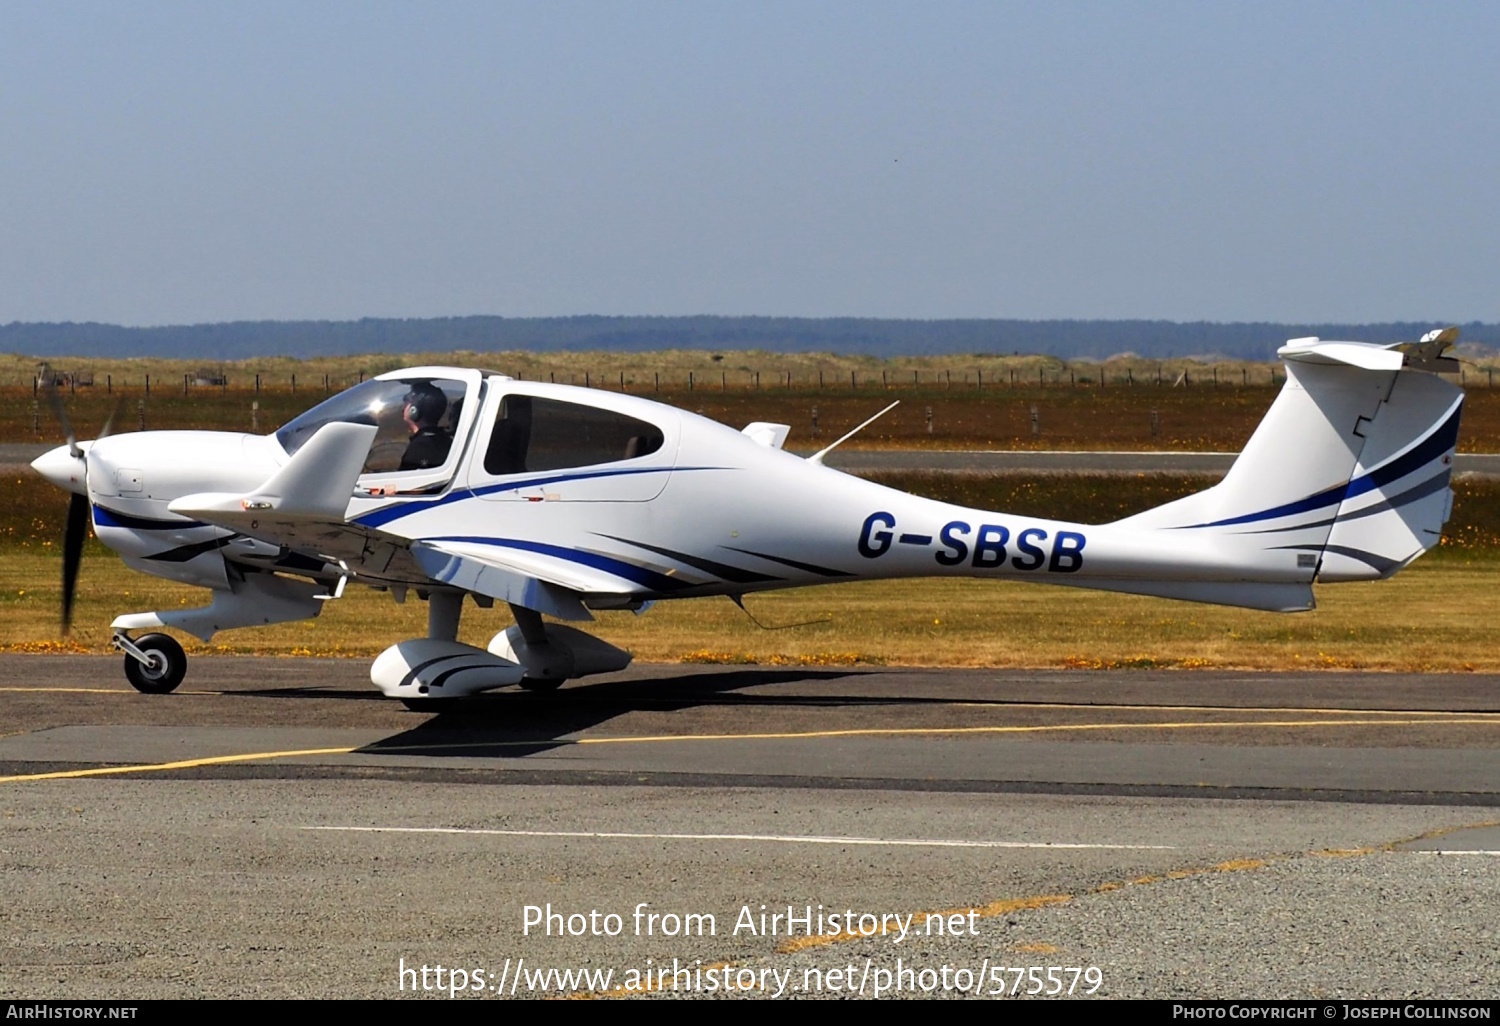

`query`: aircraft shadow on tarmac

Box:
[353,668,879,758]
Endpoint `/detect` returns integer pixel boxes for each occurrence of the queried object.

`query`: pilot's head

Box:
[402,382,447,432]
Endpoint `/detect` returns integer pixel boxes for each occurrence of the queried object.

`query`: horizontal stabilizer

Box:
[1278,338,1403,371]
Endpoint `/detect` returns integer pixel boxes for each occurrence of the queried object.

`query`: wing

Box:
[166,420,608,619]
[407,539,636,621]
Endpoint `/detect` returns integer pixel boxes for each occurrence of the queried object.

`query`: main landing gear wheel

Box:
[518,678,565,693]
[122,633,187,694]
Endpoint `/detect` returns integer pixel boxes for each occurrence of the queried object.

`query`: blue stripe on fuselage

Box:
[353,465,727,529]
[92,504,208,531]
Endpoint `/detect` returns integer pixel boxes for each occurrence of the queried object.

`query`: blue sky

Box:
[2,1,1497,325]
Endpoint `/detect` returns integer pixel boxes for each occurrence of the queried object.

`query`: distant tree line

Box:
[2,316,1495,361]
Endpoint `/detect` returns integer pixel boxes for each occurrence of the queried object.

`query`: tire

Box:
[518,677,565,692]
[123,633,187,694]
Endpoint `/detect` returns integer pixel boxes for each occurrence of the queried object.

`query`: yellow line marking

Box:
[2,716,1494,785]
[1379,818,1500,850]
[931,700,1500,720]
[777,895,1071,954]
[350,717,1500,754]
[776,854,1281,956]
[562,717,1500,745]
[0,746,358,783]
[0,687,218,695]
[1,685,1493,721]
[1014,942,1061,954]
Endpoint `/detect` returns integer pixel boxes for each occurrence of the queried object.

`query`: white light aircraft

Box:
[31,330,1464,707]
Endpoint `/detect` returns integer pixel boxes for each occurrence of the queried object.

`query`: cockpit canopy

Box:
[274,376,471,474]
[272,367,676,501]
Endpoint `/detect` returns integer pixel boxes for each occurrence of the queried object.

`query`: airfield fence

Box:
[7,360,1499,449]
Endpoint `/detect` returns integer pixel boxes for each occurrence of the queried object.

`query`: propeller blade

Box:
[97,399,122,441]
[39,365,81,459]
[61,492,88,633]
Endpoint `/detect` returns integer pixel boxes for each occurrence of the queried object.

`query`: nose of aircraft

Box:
[31,443,89,495]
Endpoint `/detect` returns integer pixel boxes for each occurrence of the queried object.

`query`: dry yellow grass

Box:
[5,550,1497,672]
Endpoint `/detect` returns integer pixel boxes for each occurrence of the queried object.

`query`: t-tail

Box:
[1107,328,1464,609]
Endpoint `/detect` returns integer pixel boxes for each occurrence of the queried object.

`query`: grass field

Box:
[5,549,1497,672]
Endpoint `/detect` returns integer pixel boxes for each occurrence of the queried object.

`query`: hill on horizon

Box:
[3,316,1496,362]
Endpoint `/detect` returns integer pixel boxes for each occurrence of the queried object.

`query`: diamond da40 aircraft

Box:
[31,331,1464,707]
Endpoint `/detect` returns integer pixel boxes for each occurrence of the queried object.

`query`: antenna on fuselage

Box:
[729,594,830,630]
[806,400,899,465]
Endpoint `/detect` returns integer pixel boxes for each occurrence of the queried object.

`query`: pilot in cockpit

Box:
[399,382,452,470]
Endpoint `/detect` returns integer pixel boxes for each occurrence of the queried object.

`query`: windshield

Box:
[274,377,469,474]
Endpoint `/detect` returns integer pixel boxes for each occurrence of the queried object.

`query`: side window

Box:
[484,396,664,475]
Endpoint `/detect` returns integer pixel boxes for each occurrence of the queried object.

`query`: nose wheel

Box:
[114,632,187,694]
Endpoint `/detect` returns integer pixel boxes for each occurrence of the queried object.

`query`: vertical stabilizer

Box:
[1113,333,1462,583]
